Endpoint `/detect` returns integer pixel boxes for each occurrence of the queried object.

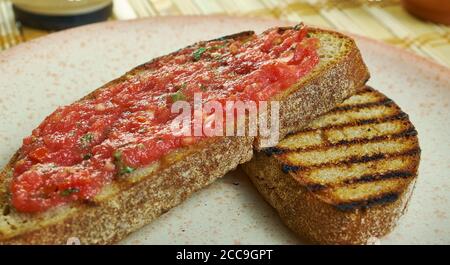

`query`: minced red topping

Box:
[11,25,319,213]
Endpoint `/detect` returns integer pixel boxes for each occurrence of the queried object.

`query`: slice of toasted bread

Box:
[0,26,369,244]
[242,86,420,244]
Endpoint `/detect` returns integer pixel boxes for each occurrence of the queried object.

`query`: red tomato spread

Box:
[11,25,319,213]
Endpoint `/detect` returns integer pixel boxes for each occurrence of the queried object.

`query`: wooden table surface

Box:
[0,0,449,67]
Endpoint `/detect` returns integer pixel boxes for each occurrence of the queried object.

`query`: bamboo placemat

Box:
[0,0,449,67]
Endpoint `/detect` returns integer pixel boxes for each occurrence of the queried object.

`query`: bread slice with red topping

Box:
[0,25,369,244]
[241,86,420,244]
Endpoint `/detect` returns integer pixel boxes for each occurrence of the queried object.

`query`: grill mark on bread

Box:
[321,178,408,207]
[347,171,413,184]
[306,128,417,152]
[334,193,399,211]
[332,98,394,112]
[281,147,420,174]
[282,134,418,167]
[278,120,415,151]
[304,105,402,130]
[300,112,410,134]
[305,170,414,191]
[281,164,302,173]
[298,154,419,185]
[299,89,406,132]
[263,147,285,156]
[344,148,420,165]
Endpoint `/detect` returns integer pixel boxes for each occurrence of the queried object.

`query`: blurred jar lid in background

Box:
[401,0,450,25]
[12,0,113,30]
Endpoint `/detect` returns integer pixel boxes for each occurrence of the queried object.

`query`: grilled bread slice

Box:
[242,86,420,244]
[0,26,369,244]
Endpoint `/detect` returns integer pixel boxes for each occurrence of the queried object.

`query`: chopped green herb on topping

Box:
[80,133,94,148]
[60,188,80,197]
[171,82,187,102]
[113,150,135,175]
[83,153,92,160]
[294,24,302,30]
[192,47,207,61]
[120,166,135,175]
[200,84,207,91]
[171,90,185,102]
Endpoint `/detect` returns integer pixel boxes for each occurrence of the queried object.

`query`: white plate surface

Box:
[0,16,449,244]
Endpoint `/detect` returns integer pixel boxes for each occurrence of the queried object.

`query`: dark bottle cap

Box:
[13,2,113,31]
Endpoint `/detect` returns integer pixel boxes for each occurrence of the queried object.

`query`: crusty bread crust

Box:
[0,26,369,244]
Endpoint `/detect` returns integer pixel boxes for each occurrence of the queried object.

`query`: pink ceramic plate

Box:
[0,16,448,244]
